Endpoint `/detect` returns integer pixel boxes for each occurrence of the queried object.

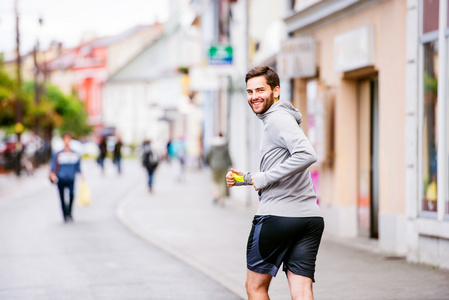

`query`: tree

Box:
[0,59,91,138]
[21,82,92,138]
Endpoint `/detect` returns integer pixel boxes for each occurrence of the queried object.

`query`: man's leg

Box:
[246,269,272,300]
[148,170,154,192]
[57,182,68,220]
[287,270,314,300]
[66,181,75,221]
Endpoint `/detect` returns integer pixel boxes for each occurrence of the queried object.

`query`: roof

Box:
[46,24,159,71]
[107,25,180,83]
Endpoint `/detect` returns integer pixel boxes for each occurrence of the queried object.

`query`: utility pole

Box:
[14,0,24,176]
[34,16,44,137]
[15,0,22,124]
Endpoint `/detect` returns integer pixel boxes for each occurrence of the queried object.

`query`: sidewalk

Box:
[118,161,449,300]
[0,165,50,205]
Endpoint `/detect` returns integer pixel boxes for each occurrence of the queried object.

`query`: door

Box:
[357,78,379,238]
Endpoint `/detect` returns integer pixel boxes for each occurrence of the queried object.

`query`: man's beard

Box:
[250,91,275,114]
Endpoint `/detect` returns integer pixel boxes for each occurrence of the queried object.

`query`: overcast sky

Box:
[0,0,169,58]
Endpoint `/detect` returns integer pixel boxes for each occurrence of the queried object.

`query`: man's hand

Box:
[49,172,57,183]
[226,168,242,187]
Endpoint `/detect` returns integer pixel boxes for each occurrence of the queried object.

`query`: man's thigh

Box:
[246,268,272,290]
[283,217,324,282]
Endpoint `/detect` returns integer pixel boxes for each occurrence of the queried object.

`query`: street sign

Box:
[208,45,233,65]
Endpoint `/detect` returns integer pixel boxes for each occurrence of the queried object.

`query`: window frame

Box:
[418,0,449,219]
[445,29,449,217]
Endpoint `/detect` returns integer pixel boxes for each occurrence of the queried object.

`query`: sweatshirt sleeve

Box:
[75,155,81,173]
[50,152,57,173]
[251,112,317,190]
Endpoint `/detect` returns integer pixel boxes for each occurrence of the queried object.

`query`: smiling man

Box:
[226,65,324,300]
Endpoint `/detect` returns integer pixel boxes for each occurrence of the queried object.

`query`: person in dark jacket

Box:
[98,137,107,174]
[50,132,82,223]
[113,137,123,174]
[205,132,232,205]
[142,140,159,193]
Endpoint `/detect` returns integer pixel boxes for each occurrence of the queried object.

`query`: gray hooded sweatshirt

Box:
[237,100,322,218]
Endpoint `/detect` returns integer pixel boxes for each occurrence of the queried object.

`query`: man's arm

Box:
[251,113,317,190]
[50,152,57,173]
[49,152,58,183]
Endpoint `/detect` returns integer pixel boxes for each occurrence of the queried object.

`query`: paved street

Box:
[1,159,449,299]
[0,160,240,300]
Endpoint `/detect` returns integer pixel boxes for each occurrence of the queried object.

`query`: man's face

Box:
[63,135,71,147]
[246,75,279,115]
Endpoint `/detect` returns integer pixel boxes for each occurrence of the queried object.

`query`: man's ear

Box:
[273,86,280,98]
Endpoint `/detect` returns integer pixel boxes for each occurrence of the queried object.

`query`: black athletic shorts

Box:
[246,215,324,282]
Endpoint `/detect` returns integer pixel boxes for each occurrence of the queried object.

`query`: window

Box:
[422,41,439,212]
[421,0,440,213]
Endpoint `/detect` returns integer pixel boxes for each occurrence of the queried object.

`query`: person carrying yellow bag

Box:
[49,132,83,223]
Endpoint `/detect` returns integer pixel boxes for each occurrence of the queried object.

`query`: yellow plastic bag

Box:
[76,180,92,207]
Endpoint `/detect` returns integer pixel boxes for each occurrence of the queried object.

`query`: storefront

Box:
[405,0,449,268]
[283,0,408,255]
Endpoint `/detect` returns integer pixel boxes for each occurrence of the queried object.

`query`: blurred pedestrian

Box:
[226,66,324,300]
[171,138,186,182]
[49,132,82,223]
[113,137,123,174]
[205,132,232,206]
[166,140,172,162]
[142,140,159,193]
[97,137,107,174]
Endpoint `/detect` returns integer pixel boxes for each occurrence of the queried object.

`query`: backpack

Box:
[143,149,158,170]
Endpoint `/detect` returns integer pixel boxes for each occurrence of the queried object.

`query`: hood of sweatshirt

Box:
[257,100,303,125]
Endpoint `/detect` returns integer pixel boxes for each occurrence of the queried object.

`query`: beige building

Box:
[282,0,449,269]
[283,0,408,255]
[405,0,449,269]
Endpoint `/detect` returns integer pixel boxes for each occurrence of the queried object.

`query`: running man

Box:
[226,65,324,300]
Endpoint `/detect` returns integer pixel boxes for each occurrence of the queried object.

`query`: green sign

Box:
[208,45,233,65]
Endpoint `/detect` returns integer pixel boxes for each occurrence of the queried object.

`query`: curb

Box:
[115,186,246,299]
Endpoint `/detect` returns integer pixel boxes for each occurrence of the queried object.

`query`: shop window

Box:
[421,41,439,213]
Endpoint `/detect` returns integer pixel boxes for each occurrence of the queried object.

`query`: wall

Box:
[292,0,407,253]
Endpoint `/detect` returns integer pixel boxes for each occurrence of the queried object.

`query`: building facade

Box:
[279,0,449,270]
[284,0,409,254]
[47,25,163,131]
[405,0,449,269]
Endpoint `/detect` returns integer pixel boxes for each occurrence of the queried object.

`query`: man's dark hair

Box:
[62,132,72,139]
[245,65,280,91]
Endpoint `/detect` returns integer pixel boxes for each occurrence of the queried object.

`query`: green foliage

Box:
[44,84,91,137]
[0,67,16,128]
[0,67,91,138]
[423,72,438,94]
